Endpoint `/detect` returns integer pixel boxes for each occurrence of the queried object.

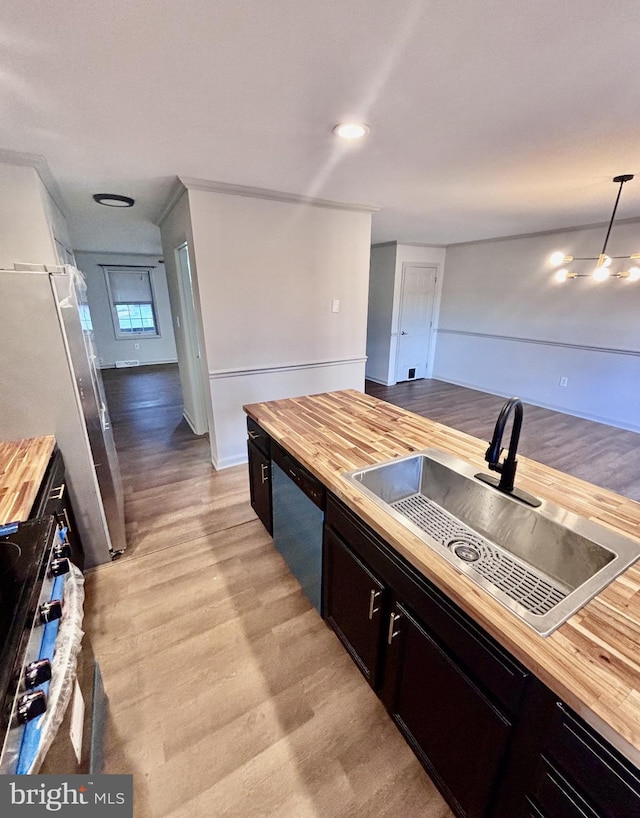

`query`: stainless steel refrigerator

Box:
[0,265,126,567]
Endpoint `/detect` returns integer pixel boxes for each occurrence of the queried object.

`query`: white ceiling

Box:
[3,0,640,254]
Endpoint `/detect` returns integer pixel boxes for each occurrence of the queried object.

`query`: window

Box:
[78,303,94,332]
[104,268,159,338]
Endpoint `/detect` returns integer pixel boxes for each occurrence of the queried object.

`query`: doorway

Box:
[175,242,208,435]
[395,263,438,383]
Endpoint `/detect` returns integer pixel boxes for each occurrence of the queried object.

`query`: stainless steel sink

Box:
[342,448,640,636]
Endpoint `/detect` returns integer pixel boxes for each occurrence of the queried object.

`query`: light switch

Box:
[331,299,340,313]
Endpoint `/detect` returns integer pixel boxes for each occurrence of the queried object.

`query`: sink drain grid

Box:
[391,493,568,616]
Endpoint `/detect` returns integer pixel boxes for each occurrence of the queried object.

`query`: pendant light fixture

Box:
[550,174,640,283]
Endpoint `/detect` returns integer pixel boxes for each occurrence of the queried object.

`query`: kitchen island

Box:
[244,389,640,810]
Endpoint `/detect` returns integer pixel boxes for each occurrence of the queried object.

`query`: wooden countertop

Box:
[244,389,640,766]
[0,436,56,525]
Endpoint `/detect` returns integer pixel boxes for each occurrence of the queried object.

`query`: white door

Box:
[395,263,437,382]
[175,243,208,435]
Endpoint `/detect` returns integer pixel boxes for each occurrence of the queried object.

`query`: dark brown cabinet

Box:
[31,448,85,570]
[247,418,272,535]
[323,493,524,818]
[323,525,387,686]
[385,602,513,818]
[322,491,640,818]
[523,694,640,818]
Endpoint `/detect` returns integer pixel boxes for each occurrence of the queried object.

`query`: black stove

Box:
[0,518,58,758]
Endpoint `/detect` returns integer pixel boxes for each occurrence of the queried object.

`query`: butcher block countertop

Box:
[244,389,640,766]
[0,436,56,525]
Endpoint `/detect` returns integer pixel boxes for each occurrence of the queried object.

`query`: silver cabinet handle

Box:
[368,590,381,620]
[387,611,402,645]
[49,483,65,501]
[261,463,269,484]
[248,430,260,440]
[61,506,72,533]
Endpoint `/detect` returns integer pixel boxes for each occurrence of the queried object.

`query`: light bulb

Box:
[628,266,640,282]
[554,269,569,283]
[593,266,610,282]
[333,123,370,139]
[549,251,566,266]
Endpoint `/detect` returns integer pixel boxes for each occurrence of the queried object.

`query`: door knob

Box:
[401,330,408,335]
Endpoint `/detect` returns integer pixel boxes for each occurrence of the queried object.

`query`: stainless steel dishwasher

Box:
[271,442,325,613]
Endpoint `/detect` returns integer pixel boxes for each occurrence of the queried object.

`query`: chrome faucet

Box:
[475,397,541,507]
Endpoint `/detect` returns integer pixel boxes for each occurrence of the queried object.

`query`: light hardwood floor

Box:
[85,366,454,818]
[86,366,639,816]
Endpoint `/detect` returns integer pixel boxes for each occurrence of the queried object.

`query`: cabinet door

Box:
[323,527,387,687]
[247,440,272,534]
[533,702,640,818]
[387,603,512,818]
[33,450,85,570]
[529,760,600,818]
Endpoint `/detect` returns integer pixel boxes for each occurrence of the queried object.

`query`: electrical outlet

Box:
[134,343,140,349]
[559,376,568,387]
[331,299,340,313]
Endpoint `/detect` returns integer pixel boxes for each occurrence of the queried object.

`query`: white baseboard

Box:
[365,374,396,386]
[212,452,249,470]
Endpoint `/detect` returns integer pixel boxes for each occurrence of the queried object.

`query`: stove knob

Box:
[17,690,47,724]
[53,542,72,560]
[24,659,52,689]
[39,599,63,624]
[50,557,70,577]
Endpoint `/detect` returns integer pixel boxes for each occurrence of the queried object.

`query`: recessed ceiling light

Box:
[93,193,135,207]
[333,123,370,140]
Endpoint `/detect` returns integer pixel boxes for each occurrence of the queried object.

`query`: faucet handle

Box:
[485,441,503,467]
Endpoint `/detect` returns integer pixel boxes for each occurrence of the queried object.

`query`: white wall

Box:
[158,191,213,436]
[366,243,397,384]
[366,242,447,385]
[0,163,58,268]
[74,251,178,368]
[434,221,640,431]
[186,186,372,468]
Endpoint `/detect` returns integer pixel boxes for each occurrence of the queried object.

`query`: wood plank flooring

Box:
[365,378,640,502]
[85,365,453,818]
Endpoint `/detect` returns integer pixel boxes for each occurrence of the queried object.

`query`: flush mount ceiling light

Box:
[332,122,370,139]
[550,174,640,284]
[93,193,135,208]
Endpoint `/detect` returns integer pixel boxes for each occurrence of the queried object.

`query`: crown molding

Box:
[179,176,380,214]
[0,149,67,215]
[447,215,640,249]
[153,176,187,226]
[398,240,448,249]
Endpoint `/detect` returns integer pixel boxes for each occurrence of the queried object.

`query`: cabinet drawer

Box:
[541,703,640,818]
[530,758,599,818]
[246,417,270,458]
[30,451,63,518]
[271,443,325,510]
[326,494,528,714]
